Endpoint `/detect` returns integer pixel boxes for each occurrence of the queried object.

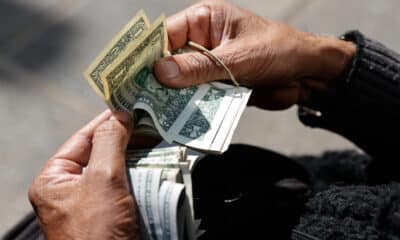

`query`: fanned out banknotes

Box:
[126,146,204,240]
[84,10,252,154]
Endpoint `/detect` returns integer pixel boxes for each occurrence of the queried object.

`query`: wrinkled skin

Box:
[155,0,355,110]
[28,111,140,240]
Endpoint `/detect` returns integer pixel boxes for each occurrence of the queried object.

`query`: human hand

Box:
[154,0,356,110]
[28,110,140,240]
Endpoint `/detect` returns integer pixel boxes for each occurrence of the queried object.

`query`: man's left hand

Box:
[28,110,140,240]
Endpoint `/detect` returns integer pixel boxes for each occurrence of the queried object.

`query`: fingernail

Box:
[157,58,181,81]
[110,111,132,125]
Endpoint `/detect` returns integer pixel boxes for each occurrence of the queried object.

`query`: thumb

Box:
[154,50,228,88]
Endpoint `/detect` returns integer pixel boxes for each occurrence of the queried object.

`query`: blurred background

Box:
[1,0,399,234]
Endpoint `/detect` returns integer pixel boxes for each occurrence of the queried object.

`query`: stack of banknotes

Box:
[126,146,203,240]
[84,10,252,154]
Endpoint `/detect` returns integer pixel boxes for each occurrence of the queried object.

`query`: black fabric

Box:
[2,212,43,240]
[192,144,311,240]
[293,185,400,240]
[295,31,400,239]
[293,150,371,191]
[292,150,400,240]
[193,146,400,240]
[299,30,400,183]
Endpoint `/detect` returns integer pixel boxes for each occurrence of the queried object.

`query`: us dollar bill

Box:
[158,181,185,240]
[130,168,163,240]
[126,146,187,164]
[127,146,199,240]
[84,10,150,97]
[99,14,251,153]
[126,146,194,218]
[100,15,169,110]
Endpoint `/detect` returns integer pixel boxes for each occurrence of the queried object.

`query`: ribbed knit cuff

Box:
[298,30,400,134]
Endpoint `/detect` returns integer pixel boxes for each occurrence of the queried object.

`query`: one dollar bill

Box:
[86,11,251,154]
[84,10,150,97]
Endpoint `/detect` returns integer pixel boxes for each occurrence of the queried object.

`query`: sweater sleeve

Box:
[298,31,400,183]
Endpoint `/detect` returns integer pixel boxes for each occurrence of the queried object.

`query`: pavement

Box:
[1,0,399,234]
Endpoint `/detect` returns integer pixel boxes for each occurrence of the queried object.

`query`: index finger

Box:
[167,2,216,50]
[87,112,133,179]
[51,110,112,166]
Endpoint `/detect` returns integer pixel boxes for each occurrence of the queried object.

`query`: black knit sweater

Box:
[299,30,400,183]
[294,31,400,240]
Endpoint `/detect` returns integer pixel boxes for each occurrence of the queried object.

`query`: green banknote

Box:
[84,10,150,97]
[91,12,251,153]
[100,15,200,140]
[101,15,168,100]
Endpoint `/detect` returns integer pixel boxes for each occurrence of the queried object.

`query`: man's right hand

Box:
[155,0,356,110]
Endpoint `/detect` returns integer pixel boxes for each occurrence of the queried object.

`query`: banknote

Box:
[101,15,168,102]
[158,181,185,240]
[85,10,252,153]
[84,10,150,97]
[126,146,187,163]
[129,167,150,238]
[174,83,251,153]
[130,167,163,240]
[161,168,181,183]
[127,146,199,240]
[126,146,195,219]
[99,14,251,153]
[129,161,194,217]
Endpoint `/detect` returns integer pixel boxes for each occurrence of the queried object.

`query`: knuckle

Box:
[200,0,218,8]
[28,178,46,205]
[94,120,127,141]
[91,167,121,184]
[192,5,211,24]
[28,184,38,204]
[181,54,209,81]
[202,0,228,13]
